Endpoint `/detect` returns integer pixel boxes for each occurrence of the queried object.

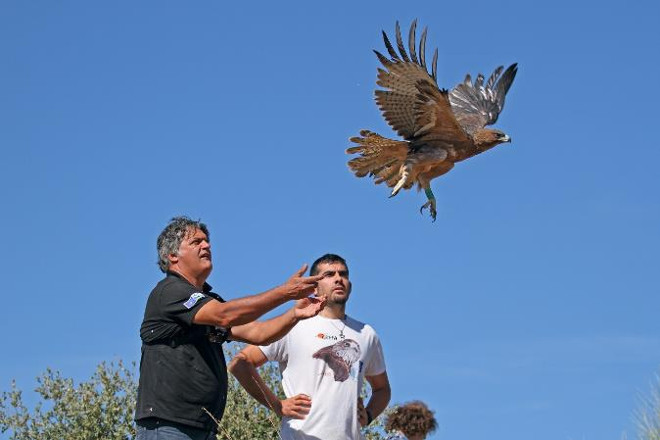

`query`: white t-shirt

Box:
[259,314,386,440]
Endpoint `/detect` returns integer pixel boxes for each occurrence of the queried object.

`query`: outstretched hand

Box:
[282,264,324,300]
[278,393,312,419]
[293,296,326,320]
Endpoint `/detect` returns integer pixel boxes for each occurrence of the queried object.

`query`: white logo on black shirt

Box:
[183,292,205,309]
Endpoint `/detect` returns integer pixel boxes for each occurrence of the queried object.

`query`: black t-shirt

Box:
[135,271,229,431]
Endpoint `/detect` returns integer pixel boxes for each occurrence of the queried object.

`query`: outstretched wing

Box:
[374,21,473,151]
[448,63,518,135]
[374,20,440,140]
[412,79,472,148]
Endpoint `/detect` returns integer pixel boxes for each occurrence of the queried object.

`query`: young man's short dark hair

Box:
[309,253,348,276]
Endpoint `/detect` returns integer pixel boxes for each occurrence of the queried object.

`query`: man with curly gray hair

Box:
[135,216,326,440]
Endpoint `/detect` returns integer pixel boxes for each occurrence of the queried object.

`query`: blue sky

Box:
[1,1,659,439]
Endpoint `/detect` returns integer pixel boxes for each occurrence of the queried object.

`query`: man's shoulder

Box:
[286,314,322,337]
[153,273,186,291]
[146,275,211,311]
[155,274,222,300]
[386,432,409,440]
[155,274,213,297]
[261,315,321,352]
[346,315,378,336]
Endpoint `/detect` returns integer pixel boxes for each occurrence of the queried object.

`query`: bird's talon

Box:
[420,200,437,222]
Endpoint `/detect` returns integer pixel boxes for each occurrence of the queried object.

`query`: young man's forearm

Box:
[366,384,391,422]
[228,356,282,414]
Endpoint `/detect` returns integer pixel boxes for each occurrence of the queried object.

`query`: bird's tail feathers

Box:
[346,130,408,188]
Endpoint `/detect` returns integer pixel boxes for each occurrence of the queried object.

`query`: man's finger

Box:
[298,273,324,283]
[285,405,310,418]
[283,410,305,418]
[292,264,309,278]
[309,273,325,281]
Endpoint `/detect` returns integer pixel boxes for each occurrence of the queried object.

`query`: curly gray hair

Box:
[156,216,210,272]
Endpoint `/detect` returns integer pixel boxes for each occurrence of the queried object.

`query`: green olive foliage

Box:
[0,347,388,440]
[637,375,660,440]
[0,360,136,440]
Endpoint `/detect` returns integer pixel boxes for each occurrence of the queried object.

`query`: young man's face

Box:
[169,228,213,279]
[314,262,351,305]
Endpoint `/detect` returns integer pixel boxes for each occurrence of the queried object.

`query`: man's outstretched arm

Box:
[194,264,323,328]
[229,296,325,345]
[228,345,311,419]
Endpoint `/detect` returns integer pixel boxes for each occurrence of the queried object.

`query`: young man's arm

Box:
[228,345,311,419]
[229,296,325,345]
[193,265,323,328]
[360,372,391,427]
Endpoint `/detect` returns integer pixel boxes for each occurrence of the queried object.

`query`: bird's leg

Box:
[390,164,412,198]
[420,187,437,221]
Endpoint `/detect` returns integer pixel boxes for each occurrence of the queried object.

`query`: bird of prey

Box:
[312,339,361,382]
[346,20,518,221]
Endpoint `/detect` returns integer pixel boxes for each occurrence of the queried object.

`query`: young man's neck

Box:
[320,303,346,320]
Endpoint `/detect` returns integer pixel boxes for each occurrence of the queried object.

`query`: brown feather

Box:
[346,131,408,187]
[413,80,471,147]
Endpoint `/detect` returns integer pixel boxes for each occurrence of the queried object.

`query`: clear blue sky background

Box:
[1,1,659,439]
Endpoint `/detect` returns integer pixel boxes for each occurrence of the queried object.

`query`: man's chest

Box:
[285,322,370,381]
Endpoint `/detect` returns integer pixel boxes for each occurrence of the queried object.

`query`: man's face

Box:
[314,262,351,305]
[169,228,213,280]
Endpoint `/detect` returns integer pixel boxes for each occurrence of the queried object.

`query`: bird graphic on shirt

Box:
[346,20,518,221]
[313,339,361,382]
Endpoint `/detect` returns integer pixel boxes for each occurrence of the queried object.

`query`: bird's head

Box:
[473,128,512,151]
[334,339,361,364]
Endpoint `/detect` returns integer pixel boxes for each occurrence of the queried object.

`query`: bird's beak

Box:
[502,135,512,143]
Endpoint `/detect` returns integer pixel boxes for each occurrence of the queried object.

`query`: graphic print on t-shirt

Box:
[312,339,361,382]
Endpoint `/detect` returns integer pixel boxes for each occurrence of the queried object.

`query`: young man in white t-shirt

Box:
[229,254,391,440]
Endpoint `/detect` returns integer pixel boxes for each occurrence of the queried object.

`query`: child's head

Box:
[385,400,437,439]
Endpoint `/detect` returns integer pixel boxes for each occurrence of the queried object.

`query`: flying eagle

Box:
[312,339,361,382]
[346,20,518,221]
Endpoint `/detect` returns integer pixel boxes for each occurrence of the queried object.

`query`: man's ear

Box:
[168,253,179,265]
[315,287,329,300]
